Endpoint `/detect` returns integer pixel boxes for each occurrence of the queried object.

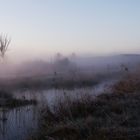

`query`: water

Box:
[0,106,38,140]
[0,79,117,140]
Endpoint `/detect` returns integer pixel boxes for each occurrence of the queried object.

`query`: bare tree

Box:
[0,34,11,58]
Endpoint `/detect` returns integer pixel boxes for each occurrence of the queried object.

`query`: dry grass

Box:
[113,72,140,94]
[29,71,140,140]
[30,93,140,140]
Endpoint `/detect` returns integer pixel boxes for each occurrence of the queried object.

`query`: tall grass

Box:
[27,70,140,140]
[30,90,140,140]
[113,72,140,94]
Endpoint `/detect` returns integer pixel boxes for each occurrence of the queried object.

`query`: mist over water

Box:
[0,53,139,78]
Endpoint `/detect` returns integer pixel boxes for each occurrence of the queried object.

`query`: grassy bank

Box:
[0,70,122,90]
[29,72,140,140]
[0,89,37,108]
[0,98,37,108]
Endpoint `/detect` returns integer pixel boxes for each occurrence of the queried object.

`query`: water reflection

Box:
[0,105,38,140]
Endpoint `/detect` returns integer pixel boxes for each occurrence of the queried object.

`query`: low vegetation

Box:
[113,72,140,94]
[0,67,122,90]
[29,72,140,140]
[0,89,37,108]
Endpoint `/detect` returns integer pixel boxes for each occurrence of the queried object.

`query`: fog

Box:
[0,54,139,80]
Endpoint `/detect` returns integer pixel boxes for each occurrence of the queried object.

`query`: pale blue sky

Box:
[0,0,140,61]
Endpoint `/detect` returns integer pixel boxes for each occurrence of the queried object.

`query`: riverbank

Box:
[0,89,37,108]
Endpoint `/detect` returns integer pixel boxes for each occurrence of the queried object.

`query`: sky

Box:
[0,0,140,61]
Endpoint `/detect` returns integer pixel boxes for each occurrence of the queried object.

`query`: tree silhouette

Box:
[0,34,11,58]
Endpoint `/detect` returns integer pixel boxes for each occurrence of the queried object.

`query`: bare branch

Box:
[0,34,11,58]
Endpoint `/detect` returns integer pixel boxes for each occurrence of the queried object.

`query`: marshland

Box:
[0,54,140,140]
[0,0,140,140]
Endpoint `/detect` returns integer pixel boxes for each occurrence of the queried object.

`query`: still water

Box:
[0,79,115,140]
